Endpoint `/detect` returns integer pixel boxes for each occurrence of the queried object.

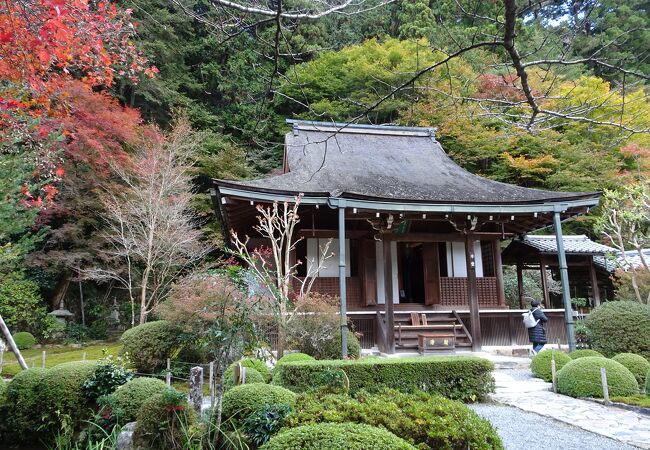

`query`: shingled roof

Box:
[516,235,614,255]
[594,248,650,273]
[215,120,599,206]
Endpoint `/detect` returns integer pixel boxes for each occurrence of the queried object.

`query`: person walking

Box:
[525,298,548,354]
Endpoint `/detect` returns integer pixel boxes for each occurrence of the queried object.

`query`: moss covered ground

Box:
[1,342,120,377]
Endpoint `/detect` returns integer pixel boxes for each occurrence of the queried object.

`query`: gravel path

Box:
[500,368,535,381]
[470,403,639,450]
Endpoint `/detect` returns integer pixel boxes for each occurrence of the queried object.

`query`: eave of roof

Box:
[518,235,615,255]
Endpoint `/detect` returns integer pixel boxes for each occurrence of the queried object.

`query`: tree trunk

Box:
[139,273,150,325]
[78,280,85,326]
[51,273,71,309]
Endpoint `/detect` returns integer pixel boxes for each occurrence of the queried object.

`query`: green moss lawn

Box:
[1,342,120,377]
[611,395,650,408]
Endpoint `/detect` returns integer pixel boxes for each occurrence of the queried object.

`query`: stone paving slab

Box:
[492,370,650,449]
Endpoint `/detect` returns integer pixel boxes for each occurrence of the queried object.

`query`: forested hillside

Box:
[1,0,648,337]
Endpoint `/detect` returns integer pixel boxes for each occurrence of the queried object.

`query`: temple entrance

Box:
[399,243,425,303]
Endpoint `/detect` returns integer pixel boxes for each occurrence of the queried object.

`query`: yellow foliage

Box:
[502,152,559,182]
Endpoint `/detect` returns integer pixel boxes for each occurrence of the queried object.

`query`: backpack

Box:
[522,307,540,328]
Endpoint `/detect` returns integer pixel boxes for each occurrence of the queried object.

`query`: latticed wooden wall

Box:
[440,277,499,307]
[291,277,362,307]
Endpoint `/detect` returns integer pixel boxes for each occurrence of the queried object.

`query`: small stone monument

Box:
[108,297,120,330]
[49,299,74,325]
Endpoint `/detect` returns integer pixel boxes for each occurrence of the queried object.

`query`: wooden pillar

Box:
[465,234,481,351]
[493,240,506,307]
[588,256,601,307]
[516,261,525,309]
[539,258,550,307]
[553,211,576,351]
[383,237,395,353]
[337,204,348,358]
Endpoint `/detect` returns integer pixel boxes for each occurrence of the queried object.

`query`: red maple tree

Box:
[0,0,156,206]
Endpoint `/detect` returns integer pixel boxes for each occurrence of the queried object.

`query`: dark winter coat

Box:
[527,307,549,344]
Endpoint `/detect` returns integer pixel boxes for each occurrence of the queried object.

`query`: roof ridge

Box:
[286,119,436,137]
[526,234,588,239]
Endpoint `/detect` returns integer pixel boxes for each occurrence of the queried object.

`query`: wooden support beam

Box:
[588,256,601,307]
[553,212,576,351]
[383,237,395,353]
[338,205,348,359]
[393,232,504,242]
[539,259,550,307]
[465,233,482,351]
[493,240,506,307]
[516,261,525,309]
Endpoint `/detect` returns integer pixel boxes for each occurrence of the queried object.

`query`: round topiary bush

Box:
[41,361,97,428]
[317,331,361,360]
[260,422,417,450]
[119,320,181,372]
[286,388,503,450]
[135,388,195,450]
[531,350,572,382]
[612,353,650,386]
[222,383,296,425]
[223,366,265,391]
[239,357,271,382]
[3,368,49,442]
[557,356,639,398]
[12,331,36,350]
[112,376,168,422]
[569,349,604,359]
[585,301,650,359]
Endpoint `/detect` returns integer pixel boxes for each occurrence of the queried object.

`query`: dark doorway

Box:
[400,243,425,303]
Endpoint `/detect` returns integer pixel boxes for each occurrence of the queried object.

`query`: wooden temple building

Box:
[502,235,615,309]
[212,121,600,353]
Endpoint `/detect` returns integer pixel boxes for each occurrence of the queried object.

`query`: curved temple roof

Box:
[215,120,599,208]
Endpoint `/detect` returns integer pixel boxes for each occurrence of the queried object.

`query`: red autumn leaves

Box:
[0,0,156,208]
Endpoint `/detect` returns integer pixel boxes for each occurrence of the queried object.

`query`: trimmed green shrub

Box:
[224,366,265,391]
[317,331,361,359]
[276,352,315,365]
[286,388,503,450]
[240,357,271,381]
[135,388,196,450]
[531,350,572,382]
[41,361,97,429]
[2,368,49,442]
[569,349,604,359]
[557,357,639,398]
[113,376,168,422]
[585,301,650,359]
[260,422,417,450]
[222,383,296,425]
[612,353,650,386]
[12,331,36,350]
[273,356,494,402]
[119,320,181,372]
[294,330,362,360]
